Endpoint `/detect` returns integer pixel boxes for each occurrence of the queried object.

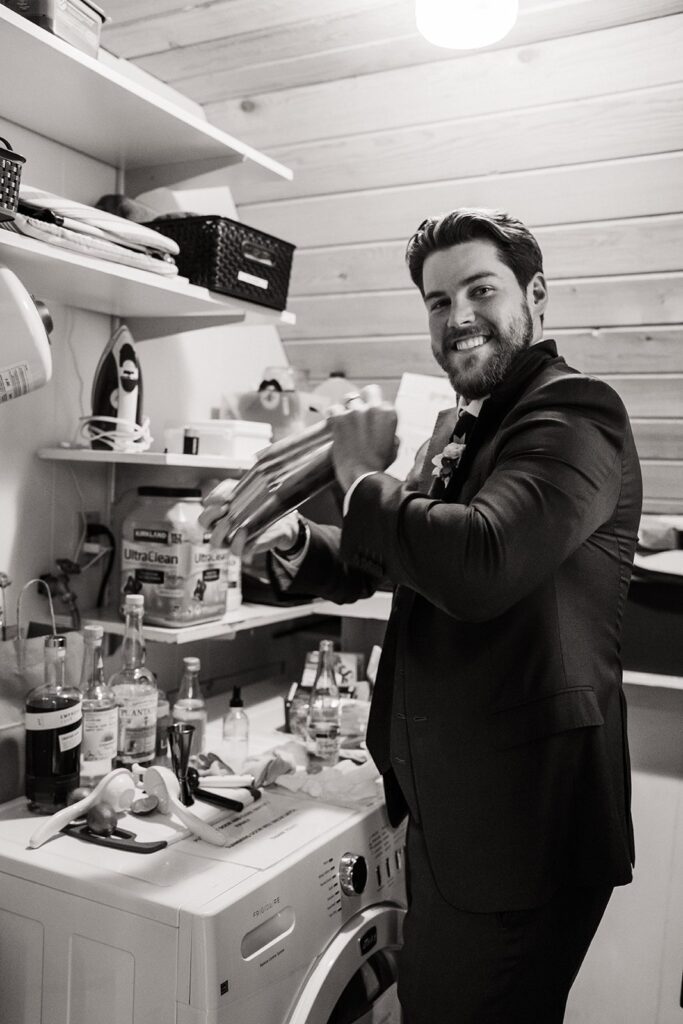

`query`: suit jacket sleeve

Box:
[267,521,382,604]
[340,376,630,622]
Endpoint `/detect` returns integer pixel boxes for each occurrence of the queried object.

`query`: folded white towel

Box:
[19,184,180,257]
[7,213,178,276]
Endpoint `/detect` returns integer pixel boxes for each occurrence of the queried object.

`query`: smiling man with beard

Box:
[201,208,643,1023]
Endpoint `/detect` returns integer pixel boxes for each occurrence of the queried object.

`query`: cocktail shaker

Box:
[205,384,383,552]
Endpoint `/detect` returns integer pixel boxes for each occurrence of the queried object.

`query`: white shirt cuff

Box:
[271,524,311,585]
[343,472,377,517]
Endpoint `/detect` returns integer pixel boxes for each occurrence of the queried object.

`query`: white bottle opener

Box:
[142,766,227,847]
[27,768,136,850]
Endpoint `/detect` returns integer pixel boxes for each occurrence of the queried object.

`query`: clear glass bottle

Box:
[222,686,249,770]
[306,639,341,767]
[155,694,172,766]
[172,656,207,755]
[288,681,311,741]
[80,624,118,787]
[25,635,83,813]
[109,594,157,769]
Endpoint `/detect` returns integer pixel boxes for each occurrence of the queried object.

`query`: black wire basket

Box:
[0,138,26,223]
[147,215,295,311]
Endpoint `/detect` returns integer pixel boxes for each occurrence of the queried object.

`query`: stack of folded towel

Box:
[0,185,180,276]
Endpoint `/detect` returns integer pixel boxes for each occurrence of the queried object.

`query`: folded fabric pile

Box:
[0,185,180,276]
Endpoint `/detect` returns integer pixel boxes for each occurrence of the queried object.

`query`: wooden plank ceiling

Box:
[101,0,683,511]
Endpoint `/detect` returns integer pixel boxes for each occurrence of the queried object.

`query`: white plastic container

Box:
[0,265,52,404]
[163,420,271,460]
[121,486,236,627]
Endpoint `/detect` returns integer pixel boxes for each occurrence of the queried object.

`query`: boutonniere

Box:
[431,440,467,487]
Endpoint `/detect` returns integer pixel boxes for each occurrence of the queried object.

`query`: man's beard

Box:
[436,305,534,401]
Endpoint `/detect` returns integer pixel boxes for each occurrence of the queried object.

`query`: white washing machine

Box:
[0,783,406,1024]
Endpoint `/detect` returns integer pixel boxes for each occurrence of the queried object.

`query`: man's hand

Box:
[199,481,300,561]
[329,402,399,493]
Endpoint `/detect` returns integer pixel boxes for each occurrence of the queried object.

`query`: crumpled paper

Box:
[193,742,381,808]
[276,758,382,808]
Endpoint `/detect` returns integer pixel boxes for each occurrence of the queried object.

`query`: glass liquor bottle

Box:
[80,624,118,787]
[25,635,83,813]
[306,639,341,767]
[222,686,249,770]
[109,594,157,769]
[172,656,207,755]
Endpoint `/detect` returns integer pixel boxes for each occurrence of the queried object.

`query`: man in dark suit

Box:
[203,209,642,1022]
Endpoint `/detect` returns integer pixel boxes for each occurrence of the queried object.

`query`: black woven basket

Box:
[148,216,295,311]
[0,138,26,223]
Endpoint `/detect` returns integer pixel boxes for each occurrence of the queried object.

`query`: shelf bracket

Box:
[126,313,246,341]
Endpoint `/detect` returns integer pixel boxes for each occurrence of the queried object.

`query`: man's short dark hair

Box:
[405,208,544,295]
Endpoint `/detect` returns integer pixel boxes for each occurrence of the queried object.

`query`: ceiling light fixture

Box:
[415,0,519,50]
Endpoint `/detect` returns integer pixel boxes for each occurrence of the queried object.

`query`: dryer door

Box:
[286,902,404,1024]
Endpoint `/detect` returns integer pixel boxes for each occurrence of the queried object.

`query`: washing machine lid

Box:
[0,790,368,927]
[285,903,404,1024]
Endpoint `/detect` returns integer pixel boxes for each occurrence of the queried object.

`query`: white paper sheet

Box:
[386,372,455,480]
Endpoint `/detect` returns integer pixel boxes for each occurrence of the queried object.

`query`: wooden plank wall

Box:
[103,0,683,512]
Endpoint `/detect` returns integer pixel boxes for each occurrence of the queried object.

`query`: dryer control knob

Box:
[339,853,368,896]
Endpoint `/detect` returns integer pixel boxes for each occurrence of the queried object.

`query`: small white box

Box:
[164,419,272,459]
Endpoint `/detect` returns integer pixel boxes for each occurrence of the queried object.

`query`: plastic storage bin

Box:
[1,0,107,57]
[146,215,295,311]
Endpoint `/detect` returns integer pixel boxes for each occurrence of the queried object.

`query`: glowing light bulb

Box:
[415,0,519,50]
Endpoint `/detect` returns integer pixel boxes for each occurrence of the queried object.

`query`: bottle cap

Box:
[230,685,243,707]
[183,656,200,671]
[124,594,144,608]
[83,624,104,641]
[44,634,66,649]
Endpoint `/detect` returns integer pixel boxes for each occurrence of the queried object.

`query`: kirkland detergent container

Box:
[88,324,150,451]
[0,266,53,405]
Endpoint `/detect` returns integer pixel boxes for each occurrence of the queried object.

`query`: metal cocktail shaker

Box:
[205,384,383,552]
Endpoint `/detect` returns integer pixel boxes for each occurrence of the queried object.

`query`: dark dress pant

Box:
[398,821,612,1024]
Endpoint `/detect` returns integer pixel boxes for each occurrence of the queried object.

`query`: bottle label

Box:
[117,693,157,760]
[0,362,31,403]
[82,706,118,764]
[25,702,82,731]
[58,724,83,753]
[314,730,340,760]
[120,536,230,625]
[311,719,340,760]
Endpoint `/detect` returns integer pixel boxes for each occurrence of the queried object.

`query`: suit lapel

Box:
[424,407,459,496]
[440,340,565,501]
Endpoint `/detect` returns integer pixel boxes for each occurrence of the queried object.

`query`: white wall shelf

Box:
[0,232,295,335]
[316,593,393,623]
[83,601,327,645]
[623,671,683,692]
[0,6,291,185]
[78,593,394,645]
[37,447,257,471]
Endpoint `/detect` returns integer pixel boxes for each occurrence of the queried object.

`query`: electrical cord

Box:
[78,414,152,452]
